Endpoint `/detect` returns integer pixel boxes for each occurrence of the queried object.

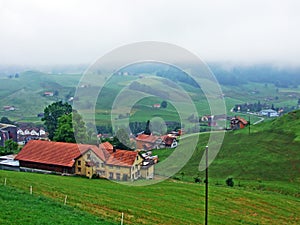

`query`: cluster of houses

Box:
[201,114,249,130]
[0,113,251,181]
[17,127,48,144]
[0,123,48,147]
[0,123,183,180]
[135,131,180,150]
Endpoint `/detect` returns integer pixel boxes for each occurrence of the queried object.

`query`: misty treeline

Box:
[211,64,300,87]
[119,62,300,88]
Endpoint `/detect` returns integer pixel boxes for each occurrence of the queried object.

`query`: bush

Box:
[226,177,234,187]
[194,177,201,183]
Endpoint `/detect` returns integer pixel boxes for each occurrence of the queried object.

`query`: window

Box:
[101,163,104,168]
[96,162,100,168]
[87,154,91,160]
[116,173,121,180]
[77,160,81,166]
[109,165,113,169]
[136,156,139,160]
[109,172,114,179]
[116,166,120,170]
[78,168,81,172]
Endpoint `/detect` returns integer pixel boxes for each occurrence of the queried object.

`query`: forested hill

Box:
[210,64,300,87]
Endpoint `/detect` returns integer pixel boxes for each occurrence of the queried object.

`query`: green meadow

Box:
[1,111,300,224]
[0,170,299,225]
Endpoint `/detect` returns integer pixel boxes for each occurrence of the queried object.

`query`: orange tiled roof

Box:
[15,140,97,167]
[99,141,113,155]
[238,117,248,125]
[85,145,107,161]
[136,134,160,143]
[106,150,138,167]
[162,135,176,146]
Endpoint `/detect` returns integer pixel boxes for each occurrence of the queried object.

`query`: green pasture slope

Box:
[1,111,300,224]
[2,69,300,127]
[0,170,299,225]
[0,71,81,122]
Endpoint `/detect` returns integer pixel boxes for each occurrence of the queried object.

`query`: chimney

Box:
[113,146,116,153]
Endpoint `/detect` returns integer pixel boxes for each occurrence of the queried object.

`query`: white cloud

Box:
[0,0,299,66]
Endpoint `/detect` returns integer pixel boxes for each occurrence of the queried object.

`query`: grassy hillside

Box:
[0,71,81,122]
[158,111,300,185]
[0,170,299,225]
[2,69,300,127]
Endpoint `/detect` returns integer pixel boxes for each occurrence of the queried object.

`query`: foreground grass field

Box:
[0,185,115,225]
[0,170,299,224]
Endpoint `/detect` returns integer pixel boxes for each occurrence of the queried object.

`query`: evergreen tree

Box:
[144,120,151,135]
[161,100,168,108]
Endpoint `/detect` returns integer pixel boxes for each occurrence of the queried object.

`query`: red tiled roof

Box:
[162,135,176,146]
[136,134,160,143]
[85,145,107,162]
[99,141,113,155]
[238,117,248,125]
[15,140,97,167]
[106,150,138,167]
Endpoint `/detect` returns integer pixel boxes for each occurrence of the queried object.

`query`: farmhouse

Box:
[135,134,163,150]
[44,92,54,96]
[259,109,279,117]
[0,123,18,147]
[230,116,248,130]
[161,135,178,148]
[15,140,154,180]
[3,106,15,111]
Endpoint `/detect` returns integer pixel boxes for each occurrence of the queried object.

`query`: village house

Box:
[105,148,144,181]
[153,104,161,109]
[135,134,163,150]
[161,135,178,148]
[259,109,279,117]
[3,106,15,111]
[201,114,228,127]
[44,92,54,96]
[15,140,154,180]
[0,123,18,147]
[230,116,248,130]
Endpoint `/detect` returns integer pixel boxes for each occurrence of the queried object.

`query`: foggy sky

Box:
[0,0,300,66]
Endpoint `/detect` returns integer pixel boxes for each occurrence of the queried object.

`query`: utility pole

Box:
[205,146,208,225]
[248,116,251,135]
